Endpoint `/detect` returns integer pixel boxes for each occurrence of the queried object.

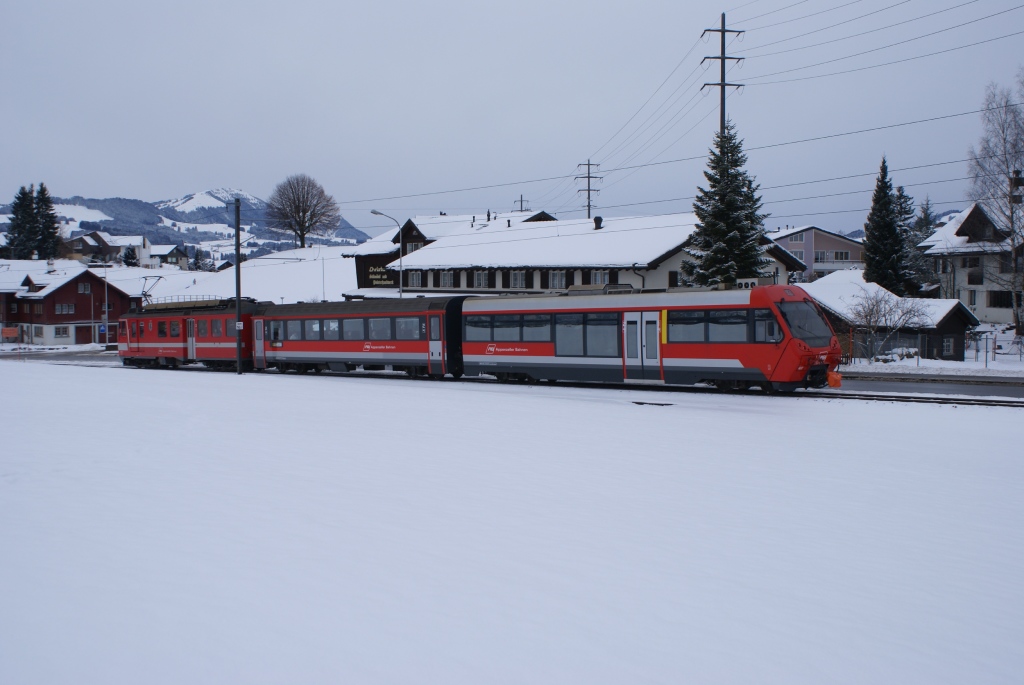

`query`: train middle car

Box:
[460,285,841,390]
[252,297,466,376]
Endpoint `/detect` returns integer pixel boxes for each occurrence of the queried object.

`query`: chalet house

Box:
[918,203,1023,326]
[343,212,806,298]
[802,269,979,361]
[764,225,865,282]
[150,244,188,267]
[60,231,157,267]
[0,260,136,345]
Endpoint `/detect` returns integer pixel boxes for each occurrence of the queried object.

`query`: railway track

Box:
[28,355,1024,408]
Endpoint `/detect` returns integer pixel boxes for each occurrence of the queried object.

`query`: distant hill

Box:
[0,188,370,250]
[844,229,865,240]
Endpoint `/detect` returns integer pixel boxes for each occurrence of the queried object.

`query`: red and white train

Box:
[118,285,842,391]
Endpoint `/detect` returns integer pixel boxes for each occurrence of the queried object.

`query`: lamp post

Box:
[371,210,403,298]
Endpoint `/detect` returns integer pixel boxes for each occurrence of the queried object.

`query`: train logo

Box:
[363,342,372,352]
[486,344,496,355]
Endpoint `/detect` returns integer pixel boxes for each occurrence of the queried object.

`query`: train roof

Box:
[263,296,464,317]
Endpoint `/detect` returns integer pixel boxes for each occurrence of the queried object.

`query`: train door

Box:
[186,319,196,359]
[129,320,141,354]
[253,318,266,369]
[623,311,662,382]
[428,315,444,374]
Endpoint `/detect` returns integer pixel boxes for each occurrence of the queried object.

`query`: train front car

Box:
[460,285,840,392]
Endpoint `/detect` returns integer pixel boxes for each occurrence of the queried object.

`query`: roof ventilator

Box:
[593,216,603,230]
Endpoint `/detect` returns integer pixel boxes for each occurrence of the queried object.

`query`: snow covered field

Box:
[841,355,1024,378]
[2,361,1022,684]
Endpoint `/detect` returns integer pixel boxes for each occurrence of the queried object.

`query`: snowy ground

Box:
[2,361,1022,684]
[841,355,1024,378]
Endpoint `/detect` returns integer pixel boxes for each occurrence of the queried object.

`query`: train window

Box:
[227,317,238,337]
[170,320,181,337]
[305,319,321,341]
[396,317,421,340]
[119,321,127,337]
[465,315,492,341]
[343,318,364,340]
[212,319,223,337]
[429,316,441,341]
[131,321,138,338]
[754,310,784,343]
[667,310,706,343]
[324,320,340,341]
[268,320,284,341]
[286,320,303,341]
[776,301,833,347]
[493,315,520,341]
[626,322,638,358]
[708,310,749,342]
[157,321,168,338]
[646,321,658,359]
[586,313,619,357]
[369,318,392,340]
[555,314,584,356]
[198,319,208,337]
[522,314,551,342]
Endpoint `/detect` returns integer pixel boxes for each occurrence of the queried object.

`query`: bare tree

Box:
[968,68,1024,332]
[266,174,341,249]
[847,287,930,360]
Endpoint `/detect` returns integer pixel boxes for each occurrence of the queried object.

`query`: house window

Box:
[591,269,609,285]
[549,270,566,289]
[473,270,489,288]
[834,251,850,261]
[968,290,977,306]
[942,337,954,356]
[9,303,16,314]
[961,256,980,268]
[988,290,1014,308]
[814,251,828,262]
[510,270,526,289]
[789,233,804,243]
[668,271,680,288]
[78,282,91,294]
[74,241,83,250]
[56,303,76,315]
[440,271,454,288]
[790,250,804,261]
[34,304,43,315]
[34,325,43,338]
[967,271,984,285]
[405,242,424,254]
[54,326,69,337]
[936,258,949,274]
[408,271,422,288]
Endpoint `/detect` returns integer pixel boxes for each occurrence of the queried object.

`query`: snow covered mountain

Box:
[156,188,267,215]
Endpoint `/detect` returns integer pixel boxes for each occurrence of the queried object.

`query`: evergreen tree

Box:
[863,157,908,295]
[190,247,212,271]
[34,183,62,260]
[913,196,937,235]
[6,185,37,259]
[682,120,771,286]
[901,192,937,291]
[122,245,140,267]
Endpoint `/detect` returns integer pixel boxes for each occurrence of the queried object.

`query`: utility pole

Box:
[233,197,243,375]
[702,13,744,136]
[515,194,530,212]
[576,160,602,219]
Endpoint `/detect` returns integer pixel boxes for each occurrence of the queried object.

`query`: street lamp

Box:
[371,210,403,298]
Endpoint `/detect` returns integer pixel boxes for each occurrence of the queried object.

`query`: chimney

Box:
[46,258,56,273]
[594,216,603,230]
[507,220,511,227]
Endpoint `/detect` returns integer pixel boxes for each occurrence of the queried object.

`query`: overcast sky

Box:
[2,0,1021,235]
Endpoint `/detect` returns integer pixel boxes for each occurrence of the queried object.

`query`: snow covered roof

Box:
[341,211,553,257]
[765,225,863,244]
[801,269,978,328]
[0,259,89,293]
[389,214,700,270]
[919,203,1008,255]
[150,244,185,256]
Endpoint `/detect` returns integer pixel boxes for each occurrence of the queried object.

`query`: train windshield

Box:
[776,300,833,348]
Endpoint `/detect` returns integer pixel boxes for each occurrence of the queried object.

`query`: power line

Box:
[743,0,865,32]
[746,0,981,58]
[740,0,911,53]
[733,0,812,26]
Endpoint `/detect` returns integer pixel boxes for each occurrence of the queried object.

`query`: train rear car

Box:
[460,285,840,390]
[252,297,466,377]
[118,298,261,370]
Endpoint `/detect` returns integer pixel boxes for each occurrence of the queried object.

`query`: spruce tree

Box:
[6,185,37,260]
[122,245,140,267]
[862,157,908,295]
[34,183,62,260]
[682,120,770,286]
